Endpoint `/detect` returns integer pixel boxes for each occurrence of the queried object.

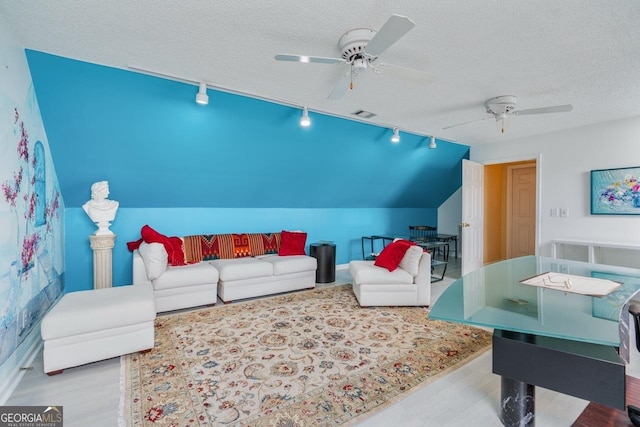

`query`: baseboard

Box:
[336,263,349,271]
[0,319,44,405]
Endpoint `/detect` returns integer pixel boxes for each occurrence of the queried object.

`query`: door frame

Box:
[484,153,542,258]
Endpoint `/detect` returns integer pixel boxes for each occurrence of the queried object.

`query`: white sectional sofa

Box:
[133,249,220,312]
[132,230,317,312]
[349,242,431,307]
[212,255,316,302]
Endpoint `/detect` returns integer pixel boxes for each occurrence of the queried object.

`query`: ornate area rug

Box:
[120,285,491,426]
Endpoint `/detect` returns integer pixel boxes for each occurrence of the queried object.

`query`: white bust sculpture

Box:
[83,181,119,235]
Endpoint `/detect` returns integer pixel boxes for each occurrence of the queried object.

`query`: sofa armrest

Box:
[132,249,153,286]
[413,251,431,306]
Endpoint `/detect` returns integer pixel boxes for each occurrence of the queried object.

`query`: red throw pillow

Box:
[140,225,186,266]
[279,230,307,256]
[374,240,413,272]
[127,237,143,252]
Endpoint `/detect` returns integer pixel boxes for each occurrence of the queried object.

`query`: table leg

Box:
[454,236,458,258]
[500,376,535,427]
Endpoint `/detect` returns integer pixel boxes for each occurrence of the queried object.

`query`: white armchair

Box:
[349,249,431,307]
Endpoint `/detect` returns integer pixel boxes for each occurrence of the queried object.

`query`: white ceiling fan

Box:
[443,95,574,134]
[275,14,435,100]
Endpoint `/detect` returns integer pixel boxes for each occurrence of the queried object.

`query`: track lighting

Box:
[300,107,311,127]
[429,136,437,149]
[195,82,209,105]
[391,127,400,143]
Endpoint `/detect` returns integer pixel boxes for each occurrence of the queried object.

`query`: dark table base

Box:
[493,329,626,427]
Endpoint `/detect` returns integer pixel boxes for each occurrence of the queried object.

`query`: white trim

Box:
[336,263,349,271]
[479,153,542,257]
[0,321,44,405]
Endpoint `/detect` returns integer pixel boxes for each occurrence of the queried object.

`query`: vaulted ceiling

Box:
[3,1,640,146]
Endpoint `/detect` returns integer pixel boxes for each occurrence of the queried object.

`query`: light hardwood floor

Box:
[8,257,640,426]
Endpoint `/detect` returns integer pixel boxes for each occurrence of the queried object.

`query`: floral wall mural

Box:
[0,28,64,371]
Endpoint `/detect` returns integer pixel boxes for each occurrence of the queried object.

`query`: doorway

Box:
[483,160,537,265]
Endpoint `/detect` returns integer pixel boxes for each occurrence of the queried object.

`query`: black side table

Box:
[310,242,336,283]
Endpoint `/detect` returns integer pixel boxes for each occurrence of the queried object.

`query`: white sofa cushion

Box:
[399,245,424,277]
[152,262,219,290]
[260,255,317,276]
[41,284,156,340]
[138,242,168,280]
[349,260,413,285]
[211,257,273,281]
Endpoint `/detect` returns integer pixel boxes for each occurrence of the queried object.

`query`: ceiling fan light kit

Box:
[484,95,517,117]
[338,28,377,62]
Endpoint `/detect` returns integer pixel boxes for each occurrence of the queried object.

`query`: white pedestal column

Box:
[89,234,116,289]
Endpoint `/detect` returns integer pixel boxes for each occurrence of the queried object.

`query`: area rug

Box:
[120,285,491,426]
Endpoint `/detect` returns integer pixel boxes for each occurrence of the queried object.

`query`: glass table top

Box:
[429,256,640,346]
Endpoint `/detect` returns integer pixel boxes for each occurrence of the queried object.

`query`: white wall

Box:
[471,116,640,262]
[438,187,462,256]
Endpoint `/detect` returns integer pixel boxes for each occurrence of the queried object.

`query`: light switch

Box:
[550,208,558,217]
[559,208,568,218]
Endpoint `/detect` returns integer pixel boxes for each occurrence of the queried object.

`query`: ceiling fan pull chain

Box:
[350,64,354,90]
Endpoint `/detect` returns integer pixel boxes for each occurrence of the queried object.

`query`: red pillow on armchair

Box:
[279,230,307,255]
[374,240,413,272]
[140,225,186,266]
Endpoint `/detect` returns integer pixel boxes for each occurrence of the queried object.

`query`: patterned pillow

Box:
[183,232,284,262]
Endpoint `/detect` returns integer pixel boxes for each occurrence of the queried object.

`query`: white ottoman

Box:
[41,283,156,375]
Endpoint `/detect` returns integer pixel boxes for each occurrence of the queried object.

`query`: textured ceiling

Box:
[2,1,640,146]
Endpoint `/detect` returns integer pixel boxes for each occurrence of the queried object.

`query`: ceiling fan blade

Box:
[442,116,492,130]
[363,14,415,57]
[514,104,573,116]
[327,71,355,100]
[375,63,437,85]
[275,54,346,65]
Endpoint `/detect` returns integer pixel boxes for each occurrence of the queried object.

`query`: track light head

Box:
[391,127,400,143]
[300,107,311,127]
[195,82,209,105]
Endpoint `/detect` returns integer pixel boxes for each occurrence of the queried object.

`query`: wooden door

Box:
[507,164,536,258]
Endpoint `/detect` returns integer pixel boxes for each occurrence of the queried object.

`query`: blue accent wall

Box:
[26,51,469,209]
[25,50,469,292]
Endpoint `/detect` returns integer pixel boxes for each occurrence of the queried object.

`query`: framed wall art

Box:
[591,166,640,215]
